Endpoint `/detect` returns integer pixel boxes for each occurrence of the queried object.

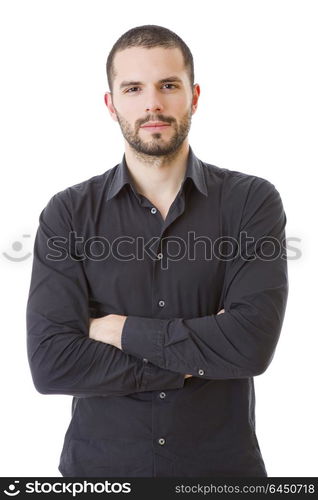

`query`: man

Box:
[26,24,288,477]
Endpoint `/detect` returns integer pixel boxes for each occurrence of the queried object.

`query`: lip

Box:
[140,122,171,131]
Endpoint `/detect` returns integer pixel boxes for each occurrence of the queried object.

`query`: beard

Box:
[113,106,193,157]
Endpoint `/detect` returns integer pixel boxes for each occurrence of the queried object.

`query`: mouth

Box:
[140,122,171,132]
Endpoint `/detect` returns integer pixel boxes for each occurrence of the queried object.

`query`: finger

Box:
[217,309,225,315]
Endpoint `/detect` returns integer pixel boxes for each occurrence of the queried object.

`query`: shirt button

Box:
[158,438,165,445]
[159,392,166,399]
[143,358,148,363]
[151,207,157,214]
[198,369,205,376]
[157,253,163,259]
[158,300,165,307]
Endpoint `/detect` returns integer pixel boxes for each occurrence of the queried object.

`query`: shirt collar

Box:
[106,145,208,202]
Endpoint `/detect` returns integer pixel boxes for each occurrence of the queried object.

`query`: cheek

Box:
[122,106,143,128]
[114,95,139,116]
[167,95,191,113]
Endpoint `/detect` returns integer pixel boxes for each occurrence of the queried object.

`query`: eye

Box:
[162,83,178,89]
[124,83,179,94]
[126,87,141,93]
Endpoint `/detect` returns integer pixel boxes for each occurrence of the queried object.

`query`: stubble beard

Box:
[113,106,193,159]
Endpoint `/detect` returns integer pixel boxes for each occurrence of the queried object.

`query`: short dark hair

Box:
[106,24,194,93]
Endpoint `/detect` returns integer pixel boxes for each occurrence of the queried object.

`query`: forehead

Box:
[112,46,186,84]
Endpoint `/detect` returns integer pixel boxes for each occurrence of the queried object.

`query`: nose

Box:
[144,88,164,113]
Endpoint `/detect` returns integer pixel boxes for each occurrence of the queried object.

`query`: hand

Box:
[89,314,127,350]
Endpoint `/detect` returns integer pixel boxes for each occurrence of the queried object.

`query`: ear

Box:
[104,92,118,122]
[191,83,201,114]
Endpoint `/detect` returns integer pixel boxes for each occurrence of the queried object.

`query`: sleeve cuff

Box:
[121,315,168,365]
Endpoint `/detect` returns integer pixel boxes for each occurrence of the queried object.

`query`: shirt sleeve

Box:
[121,178,289,379]
[26,192,185,397]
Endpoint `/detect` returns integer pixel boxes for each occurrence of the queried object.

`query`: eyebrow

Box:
[119,76,183,89]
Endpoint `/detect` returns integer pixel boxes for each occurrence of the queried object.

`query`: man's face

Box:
[105,46,199,156]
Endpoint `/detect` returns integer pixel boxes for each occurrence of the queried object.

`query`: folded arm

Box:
[117,179,289,379]
[26,192,185,397]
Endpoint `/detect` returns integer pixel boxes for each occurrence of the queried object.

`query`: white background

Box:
[0,0,317,477]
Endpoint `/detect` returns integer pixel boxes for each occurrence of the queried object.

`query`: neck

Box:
[124,139,190,200]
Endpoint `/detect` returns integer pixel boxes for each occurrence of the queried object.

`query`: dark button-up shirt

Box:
[26,145,288,477]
